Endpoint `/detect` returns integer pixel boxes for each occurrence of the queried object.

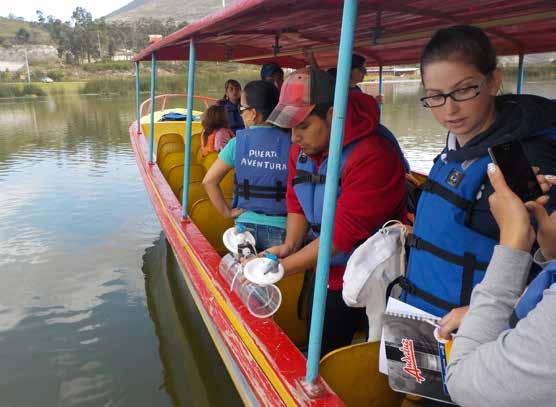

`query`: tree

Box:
[36,10,45,25]
[14,28,30,44]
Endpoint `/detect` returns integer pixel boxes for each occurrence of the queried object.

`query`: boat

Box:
[129,1,556,405]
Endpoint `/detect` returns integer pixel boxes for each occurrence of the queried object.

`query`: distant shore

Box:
[1,60,554,99]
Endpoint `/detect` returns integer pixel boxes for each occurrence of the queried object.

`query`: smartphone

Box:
[488,140,543,202]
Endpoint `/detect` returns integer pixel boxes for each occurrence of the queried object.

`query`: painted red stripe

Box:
[129,124,344,406]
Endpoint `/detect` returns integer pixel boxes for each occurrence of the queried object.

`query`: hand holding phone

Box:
[487,140,543,202]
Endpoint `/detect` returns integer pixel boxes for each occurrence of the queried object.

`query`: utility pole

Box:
[222,0,226,7]
[23,48,30,83]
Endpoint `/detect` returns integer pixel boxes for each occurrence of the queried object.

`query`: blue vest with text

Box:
[217,99,244,134]
[510,261,556,328]
[233,127,290,215]
[293,142,357,266]
[399,128,556,317]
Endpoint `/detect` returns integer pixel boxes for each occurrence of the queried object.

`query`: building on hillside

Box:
[112,49,134,61]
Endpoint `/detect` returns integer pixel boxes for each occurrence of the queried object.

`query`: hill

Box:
[0,17,52,47]
[106,0,223,23]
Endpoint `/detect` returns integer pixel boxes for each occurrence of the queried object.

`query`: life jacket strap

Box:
[235,179,286,201]
[402,234,488,310]
[509,310,519,328]
[387,276,459,311]
[292,170,326,186]
[420,179,475,225]
[406,234,488,271]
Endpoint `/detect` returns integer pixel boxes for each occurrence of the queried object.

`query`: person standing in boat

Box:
[216,79,244,135]
[203,80,290,251]
[264,66,407,356]
[392,25,556,336]
[260,63,284,92]
[200,105,234,156]
[326,57,366,92]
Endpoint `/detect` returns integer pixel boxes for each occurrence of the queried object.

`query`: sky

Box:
[1,1,132,22]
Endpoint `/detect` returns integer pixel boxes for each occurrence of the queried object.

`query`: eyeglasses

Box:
[420,79,486,108]
[239,104,253,113]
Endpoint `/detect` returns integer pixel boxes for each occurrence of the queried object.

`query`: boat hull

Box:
[129,123,344,406]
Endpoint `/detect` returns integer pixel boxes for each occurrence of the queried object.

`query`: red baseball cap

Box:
[267,67,335,128]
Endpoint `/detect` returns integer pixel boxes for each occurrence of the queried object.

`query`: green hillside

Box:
[0,17,52,46]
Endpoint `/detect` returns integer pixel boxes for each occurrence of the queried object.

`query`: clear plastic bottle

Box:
[218,253,281,318]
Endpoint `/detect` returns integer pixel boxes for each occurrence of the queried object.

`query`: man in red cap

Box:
[264,66,407,355]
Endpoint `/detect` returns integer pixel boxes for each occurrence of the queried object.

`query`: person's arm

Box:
[446,247,556,407]
[446,165,556,406]
[202,159,243,218]
[265,212,330,277]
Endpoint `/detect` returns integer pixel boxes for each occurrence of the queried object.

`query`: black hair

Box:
[311,103,333,120]
[420,25,497,79]
[222,79,241,101]
[243,80,279,121]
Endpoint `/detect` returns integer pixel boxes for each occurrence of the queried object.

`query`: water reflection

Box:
[142,233,243,407]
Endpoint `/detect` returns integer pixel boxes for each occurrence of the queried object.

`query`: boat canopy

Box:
[133,0,556,67]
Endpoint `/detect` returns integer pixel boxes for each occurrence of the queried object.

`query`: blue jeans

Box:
[238,223,286,252]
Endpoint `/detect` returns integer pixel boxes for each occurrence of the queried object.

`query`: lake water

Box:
[0,79,554,406]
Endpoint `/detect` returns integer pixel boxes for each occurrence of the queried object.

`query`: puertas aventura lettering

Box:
[240,150,287,170]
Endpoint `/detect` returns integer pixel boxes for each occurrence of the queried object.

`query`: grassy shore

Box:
[0,81,86,97]
[1,60,554,99]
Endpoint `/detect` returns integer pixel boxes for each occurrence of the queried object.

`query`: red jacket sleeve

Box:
[286,144,304,214]
[332,136,407,252]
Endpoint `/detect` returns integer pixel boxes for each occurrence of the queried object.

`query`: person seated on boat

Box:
[263,66,407,356]
[260,62,284,92]
[391,25,556,335]
[200,105,233,156]
[202,80,289,251]
[216,79,244,134]
[445,163,556,407]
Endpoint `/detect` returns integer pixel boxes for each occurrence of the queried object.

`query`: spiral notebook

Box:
[380,298,455,404]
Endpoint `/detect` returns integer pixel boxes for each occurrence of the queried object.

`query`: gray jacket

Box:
[446,245,556,407]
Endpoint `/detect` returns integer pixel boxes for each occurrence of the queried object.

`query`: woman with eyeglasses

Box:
[390,25,556,353]
[202,80,290,251]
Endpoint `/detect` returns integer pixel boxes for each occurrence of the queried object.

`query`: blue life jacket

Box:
[393,129,556,317]
[510,260,556,328]
[293,141,358,266]
[233,127,290,216]
[217,99,244,134]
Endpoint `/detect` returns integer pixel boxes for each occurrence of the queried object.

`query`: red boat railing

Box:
[139,93,217,118]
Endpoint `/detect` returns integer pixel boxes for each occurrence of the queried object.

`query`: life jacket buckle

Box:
[311,174,326,184]
[406,233,422,250]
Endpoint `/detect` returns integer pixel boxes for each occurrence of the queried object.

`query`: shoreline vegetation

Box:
[1,60,555,99]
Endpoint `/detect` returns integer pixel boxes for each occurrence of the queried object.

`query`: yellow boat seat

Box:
[159,152,185,177]
[187,133,201,158]
[158,132,183,147]
[183,181,209,211]
[319,341,405,407]
[195,144,206,164]
[158,141,184,163]
[201,151,219,172]
[189,197,234,255]
[220,170,235,196]
[159,132,183,143]
[165,164,205,197]
[273,272,309,348]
